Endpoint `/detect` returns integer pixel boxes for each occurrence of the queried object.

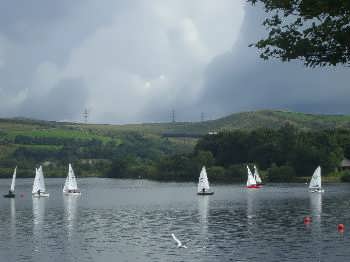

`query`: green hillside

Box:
[86,110,350,135]
[1,110,350,179]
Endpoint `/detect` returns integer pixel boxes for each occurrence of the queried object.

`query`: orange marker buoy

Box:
[338,224,345,232]
[304,216,312,224]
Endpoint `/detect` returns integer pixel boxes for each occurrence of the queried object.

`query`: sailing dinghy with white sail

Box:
[63,164,81,195]
[32,166,49,197]
[309,166,324,193]
[197,166,214,195]
[246,165,261,189]
[3,167,17,198]
[253,165,264,186]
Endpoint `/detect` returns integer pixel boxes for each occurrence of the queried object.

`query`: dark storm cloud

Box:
[19,78,88,121]
[199,4,350,119]
[0,0,244,123]
[1,1,347,123]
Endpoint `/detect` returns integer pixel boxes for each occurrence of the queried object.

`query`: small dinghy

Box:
[63,164,81,195]
[309,166,324,193]
[253,165,264,186]
[197,166,214,195]
[3,167,17,198]
[246,165,261,189]
[32,166,50,197]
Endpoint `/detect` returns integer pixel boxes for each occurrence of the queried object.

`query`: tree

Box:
[194,150,215,168]
[267,164,296,182]
[248,0,350,67]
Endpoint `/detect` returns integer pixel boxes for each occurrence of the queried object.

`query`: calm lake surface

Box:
[1,178,350,262]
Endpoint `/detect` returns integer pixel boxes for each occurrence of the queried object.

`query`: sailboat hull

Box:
[197,191,214,195]
[32,192,50,198]
[3,193,15,198]
[63,191,81,196]
[309,188,324,193]
[246,185,261,189]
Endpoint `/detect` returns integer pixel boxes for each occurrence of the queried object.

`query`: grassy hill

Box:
[1,110,350,178]
[84,110,350,135]
[3,110,350,136]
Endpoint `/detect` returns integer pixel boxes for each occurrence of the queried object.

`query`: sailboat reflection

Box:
[10,199,16,239]
[310,192,322,219]
[309,193,322,259]
[246,189,260,238]
[246,190,257,220]
[198,195,209,249]
[32,197,46,258]
[63,195,78,238]
[33,198,46,234]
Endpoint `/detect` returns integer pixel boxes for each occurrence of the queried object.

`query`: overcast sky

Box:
[0,1,348,123]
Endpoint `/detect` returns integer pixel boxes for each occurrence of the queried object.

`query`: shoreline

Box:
[0,176,345,184]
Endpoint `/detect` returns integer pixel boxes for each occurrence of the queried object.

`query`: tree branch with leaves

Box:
[248,0,350,67]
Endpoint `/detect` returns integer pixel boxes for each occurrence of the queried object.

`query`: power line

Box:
[83,108,89,123]
[171,109,176,123]
[201,112,205,122]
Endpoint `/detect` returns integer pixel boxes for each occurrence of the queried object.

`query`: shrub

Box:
[340,170,350,182]
[267,165,296,182]
[207,166,226,182]
[225,164,246,182]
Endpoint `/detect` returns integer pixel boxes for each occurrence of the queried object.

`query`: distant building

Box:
[340,158,350,170]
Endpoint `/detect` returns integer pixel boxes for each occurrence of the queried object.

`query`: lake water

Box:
[1,178,350,262]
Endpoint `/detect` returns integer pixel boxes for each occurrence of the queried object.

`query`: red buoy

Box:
[338,224,345,232]
[304,216,312,224]
[20,193,24,198]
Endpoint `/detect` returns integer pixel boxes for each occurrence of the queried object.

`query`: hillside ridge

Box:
[2,110,350,135]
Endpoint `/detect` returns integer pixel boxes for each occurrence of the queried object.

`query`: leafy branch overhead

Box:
[248,0,350,67]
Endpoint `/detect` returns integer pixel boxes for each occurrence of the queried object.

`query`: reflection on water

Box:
[310,193,323,260]
[63,195,78,238]
[32,197,46,260]
[10,199,16,239]
[246,190,256,220]
[33,197,46,230]
[310,192,322,218]
[198,196,209,250]
[1,179,350,262]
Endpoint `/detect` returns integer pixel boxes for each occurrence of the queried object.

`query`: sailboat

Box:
[32,166,49,197]
[246,165,261,189]
[309,166,324,193]
[197,166,214,195]
[3,167,17,198]
[63,164,81,195]
[253,165,264,185]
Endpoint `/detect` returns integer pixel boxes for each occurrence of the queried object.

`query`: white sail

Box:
[63,172,69,192]
[63,164,79,193]
[253,165,262,184]
[246,166,256,187]
[197,166,210,193]
[32,168,40,194]
[32,166,47,194]
[38,166,46,192]
[10,167,17,192]
[309,166,322,189]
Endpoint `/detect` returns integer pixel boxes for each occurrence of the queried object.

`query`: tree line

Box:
[108,124,350,182]
[2,125,350,182]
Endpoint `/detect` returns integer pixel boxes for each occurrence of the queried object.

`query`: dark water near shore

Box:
[1,178,350,261]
